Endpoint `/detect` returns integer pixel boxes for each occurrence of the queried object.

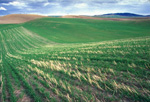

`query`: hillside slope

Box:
[61,15,131,21]
[0,14,46,24]
[0,24,150,101]
[62,15,150,21]
[23,18,150,43]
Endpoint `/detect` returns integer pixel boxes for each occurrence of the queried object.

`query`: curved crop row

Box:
[0,25,150,102]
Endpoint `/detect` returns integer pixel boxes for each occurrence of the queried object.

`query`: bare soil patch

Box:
[0,14,47,24]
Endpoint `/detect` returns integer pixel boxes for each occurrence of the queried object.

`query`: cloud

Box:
[27,0,47,2]
[0,0,150,16]
[43,2,60,6]
[74,3,88,8]
[117,0,150,5]
[44,2,50,6]
[0,7,7,10]
[17,0,48,3]
[2,1,27,8]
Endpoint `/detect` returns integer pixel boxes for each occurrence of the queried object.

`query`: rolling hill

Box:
[23,17,150,43]
[0,14,46,24]
[0,16,150,102]
[61,15,149,21]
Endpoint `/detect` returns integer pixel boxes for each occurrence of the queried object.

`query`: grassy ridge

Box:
[23,18,150,43]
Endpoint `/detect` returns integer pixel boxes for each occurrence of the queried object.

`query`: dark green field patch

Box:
[23,18,150,43]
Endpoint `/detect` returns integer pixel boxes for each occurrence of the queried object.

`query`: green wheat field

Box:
[0,18,150,102]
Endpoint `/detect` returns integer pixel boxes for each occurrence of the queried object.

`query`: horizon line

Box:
[0,12,150,17]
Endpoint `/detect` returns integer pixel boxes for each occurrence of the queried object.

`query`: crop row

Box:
[0,26,150,101]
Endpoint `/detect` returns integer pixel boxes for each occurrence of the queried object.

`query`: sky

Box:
[0,0,150,16]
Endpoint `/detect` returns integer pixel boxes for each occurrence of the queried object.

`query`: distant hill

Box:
[94,13,149,18]
[104,13,144,17]
[61,15,150,21]
[146,15,150,17]
[0,14,47,24]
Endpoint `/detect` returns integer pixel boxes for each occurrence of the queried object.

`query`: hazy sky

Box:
[0,0,150,16]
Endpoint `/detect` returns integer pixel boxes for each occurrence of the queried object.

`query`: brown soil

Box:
[0,14,47,24]
[61,15,150,21]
